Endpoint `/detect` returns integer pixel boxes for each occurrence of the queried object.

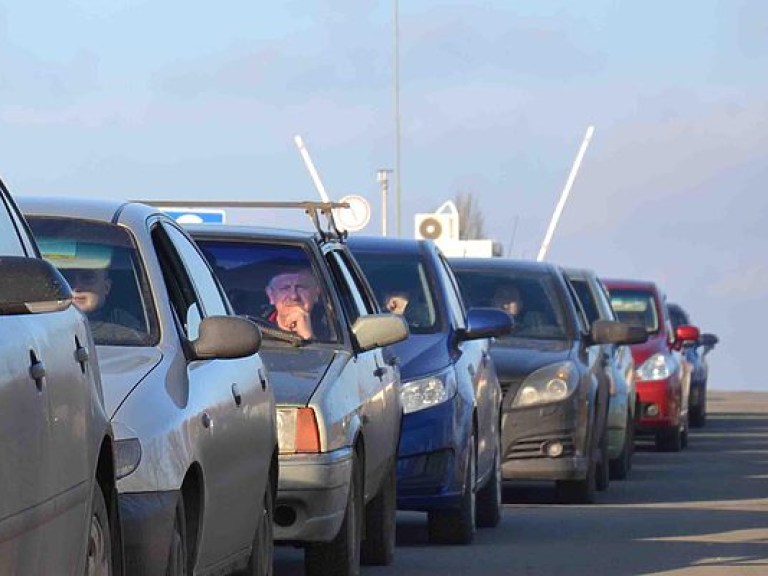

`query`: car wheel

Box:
[305,455,363,576]
[595,423,610,492]
[681,417,689,450]
[609,411,633,480]
[476,435,502,528]
[166,497,188,576]
[655,426,682,452]
[428,435,476,545]
[245,474,274,576]
[84,482,113,576]
[361,460,396,566]
[690,383,707,428]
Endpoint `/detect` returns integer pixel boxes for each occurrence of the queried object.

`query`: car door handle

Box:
[373,366,387,379]
[258,369,268,391]
[231,383,242,406]
[75,337,89,374]
[29,355,46,391]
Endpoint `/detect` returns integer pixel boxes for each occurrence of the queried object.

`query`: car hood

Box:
[97,346,163,419]
[491,338,573,380]
[259,346,336,405]
[628,333,668,366]
[390,333,450,382]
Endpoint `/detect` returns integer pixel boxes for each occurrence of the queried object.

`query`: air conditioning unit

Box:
[414,213,459,241]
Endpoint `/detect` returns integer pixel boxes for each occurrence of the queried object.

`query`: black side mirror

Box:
[591,319,648,346]
[0,256,72,315]
[699,332,718,354]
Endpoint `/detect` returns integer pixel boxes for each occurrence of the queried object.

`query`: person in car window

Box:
[265,266,323,339]
[493,283,548,332]
[383,290,410,316]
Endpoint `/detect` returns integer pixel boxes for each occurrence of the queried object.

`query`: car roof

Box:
[602,277,658,292]
[562,266,597,281]
[346,235,432,255]
[186,224,318,243]
[17,195,167,227]
[448,257,561,276]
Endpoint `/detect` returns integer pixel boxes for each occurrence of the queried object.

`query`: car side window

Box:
[570,279,600,325]
[162,224,228,318]
[436,253,466,331]
[595,279,617,321]
[0,192,26,256]
[326,251,367,325]
[564,277,589,334]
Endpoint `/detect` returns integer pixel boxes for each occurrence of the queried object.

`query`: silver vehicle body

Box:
[21,197,277,576]
[0,186,118,575]
[565,268,637,464]
[189,226,406,547]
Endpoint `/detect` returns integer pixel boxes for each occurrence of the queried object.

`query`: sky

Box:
[1,1,766,390]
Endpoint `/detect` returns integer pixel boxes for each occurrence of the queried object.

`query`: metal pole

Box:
[394,0,402,237]
[378,169,391,236]
[293,134,330,203]
[537,125,595,262]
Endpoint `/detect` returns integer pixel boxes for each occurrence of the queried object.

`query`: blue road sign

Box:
[162,208,226,224]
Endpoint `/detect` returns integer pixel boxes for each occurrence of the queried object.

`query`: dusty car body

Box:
[565,267,646,480]
[603,279,700,452]
[0,182,119,575]
[191,223,408,576]
[349,237,511,544]
[666,303,717,428]
[21,197,276,576]
[451,258,642,504]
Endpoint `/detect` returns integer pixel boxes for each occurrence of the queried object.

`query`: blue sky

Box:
[2,1,766,390]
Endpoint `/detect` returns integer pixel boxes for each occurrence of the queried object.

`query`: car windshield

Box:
[26,216,158,346]
[453,268,569,341]
[195,240,339,343]
[351,251,441,334]
[609,289,660,334]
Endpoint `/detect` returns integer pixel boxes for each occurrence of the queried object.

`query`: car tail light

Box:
[277,407,321,454]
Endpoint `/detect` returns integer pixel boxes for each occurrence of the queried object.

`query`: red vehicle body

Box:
[602,279,700,452]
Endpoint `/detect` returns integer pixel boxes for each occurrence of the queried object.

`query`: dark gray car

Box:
[0,181,119,575]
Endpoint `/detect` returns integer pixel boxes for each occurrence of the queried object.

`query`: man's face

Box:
[266,270,320,313]
[495,288,521,316]
[62,268,111,314]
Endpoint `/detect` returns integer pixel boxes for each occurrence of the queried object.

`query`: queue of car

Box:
[1,182,718,575]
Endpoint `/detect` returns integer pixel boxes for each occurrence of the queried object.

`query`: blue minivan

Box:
[348,237,511,544]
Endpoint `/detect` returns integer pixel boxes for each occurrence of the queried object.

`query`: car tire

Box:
[690,384,707,428]
[595,423,610,492]
[681,417,689,450]
[476,436,502,528]
[245,474,275,576]
[305,455,363,576]
[85,482,113,576]
[166,497,188,576]
[655,426,682,452]
[427,435,476,545]
[609,411,633,480]
[360,460,396,566]
[556,431,597,504]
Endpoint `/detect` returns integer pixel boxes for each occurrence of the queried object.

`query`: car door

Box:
[153,221,269,568]
[325,248,397,496]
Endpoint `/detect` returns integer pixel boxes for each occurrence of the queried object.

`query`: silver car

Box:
[190,224,408,576]
[21,197,277,576]
[0,182,118,575]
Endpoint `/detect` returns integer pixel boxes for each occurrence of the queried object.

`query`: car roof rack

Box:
[135,200,351,242]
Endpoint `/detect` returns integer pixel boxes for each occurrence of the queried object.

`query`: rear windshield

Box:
[195,239,339,343]
[350,251,441,335]
[608,289,660,334]
[27,216,158,347]
[453,267,569,341]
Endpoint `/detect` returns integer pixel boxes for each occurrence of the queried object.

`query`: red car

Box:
[602,279,700,452]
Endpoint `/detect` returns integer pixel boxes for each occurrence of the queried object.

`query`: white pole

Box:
[537,125,595,262]
[294,134,331,203]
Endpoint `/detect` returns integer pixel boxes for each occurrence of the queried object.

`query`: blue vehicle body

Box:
[348,237,510,542]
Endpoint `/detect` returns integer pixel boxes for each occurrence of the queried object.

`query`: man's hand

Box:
[278,308,313,339]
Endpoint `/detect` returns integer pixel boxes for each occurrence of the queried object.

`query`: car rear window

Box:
[608,289,660,334]
[27,216,158,347]
[452,268,569,341]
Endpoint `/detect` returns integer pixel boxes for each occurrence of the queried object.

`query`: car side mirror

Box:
[461,308,514,341]
[698,332,718,354]
[0,256,72,315]
[673,324,700,351]
[352,313,409,352]
[590,319,648,346]
[191,316,262,360]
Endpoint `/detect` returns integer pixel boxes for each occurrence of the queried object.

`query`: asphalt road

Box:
[275,391,768,575]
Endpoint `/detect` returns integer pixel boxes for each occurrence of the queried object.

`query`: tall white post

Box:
[537,125,595,262]
[294,134,330,203]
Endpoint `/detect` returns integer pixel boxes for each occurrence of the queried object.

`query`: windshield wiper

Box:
[245,315,307,347]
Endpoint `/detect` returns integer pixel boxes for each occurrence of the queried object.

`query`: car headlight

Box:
[513,361,578,408]
[400,369,457,414]
[635,353,670,381]
[276,407,321,454]
[115,438,142,479]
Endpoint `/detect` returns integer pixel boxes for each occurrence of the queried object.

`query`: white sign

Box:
[335,195,371,231]
[162,208,226,224]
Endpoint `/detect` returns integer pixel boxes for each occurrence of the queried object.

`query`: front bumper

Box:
[396,395,470,511]
[500,393,590,481]
[273,447,352,543]
[635,378,680,433]
[119,491,179,576]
